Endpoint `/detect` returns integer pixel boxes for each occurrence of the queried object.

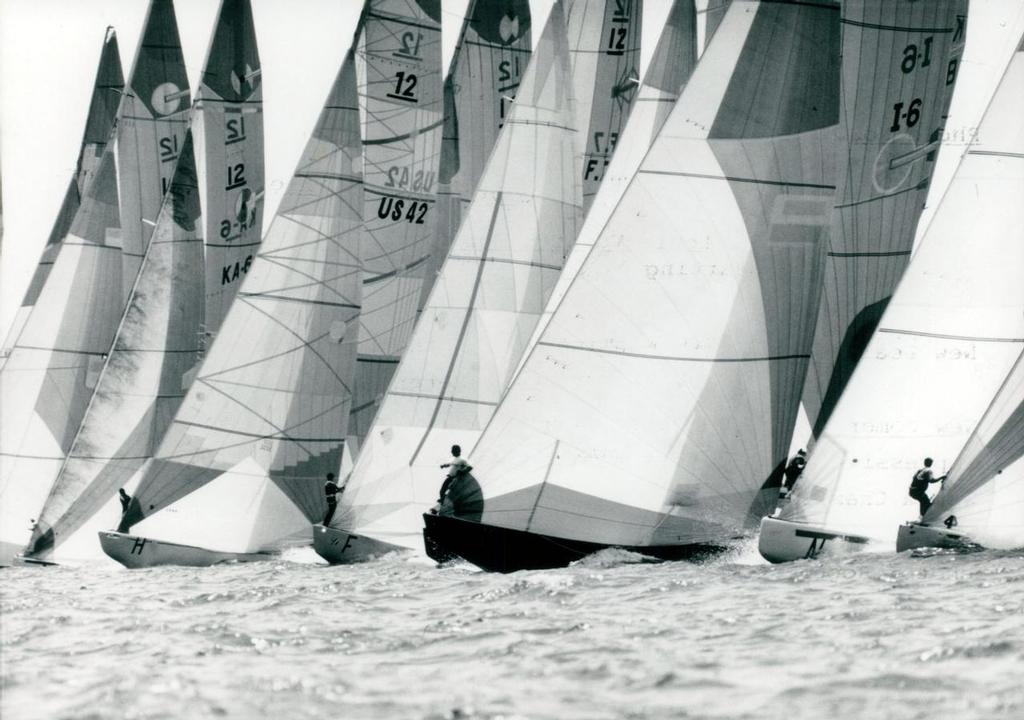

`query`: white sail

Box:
[925,349,1024,547]
[337,0,581,550]
[349,0,444,445]
[780,32,1024,544]
[438,0,841,550]
[0,147,123,564]
[22,130,204,563]
[420,0,533,310]
[117,0,191,302]
[1,29,124,361]
[569,0,643,212]
[198,0,265,338]
[800,0,968,439]
[115,46,364,550]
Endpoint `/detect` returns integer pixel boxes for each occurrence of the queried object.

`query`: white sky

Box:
[0,0,1020,343]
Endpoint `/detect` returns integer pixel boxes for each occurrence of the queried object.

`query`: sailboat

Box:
[22,0,264,566]
[422,0,844,572]
[898,341,1024,551]
[420,0,532,311]
[101,42,364,568]
[315,0,646,564]
[117,0,192,303]
[0,28,124,362]
[760,20,1024,564]
[347,0,445,447]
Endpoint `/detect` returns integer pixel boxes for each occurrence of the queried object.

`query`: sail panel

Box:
[782,40,1024,540]
[199,0,265,337]
[117,0,191,302]
[123,50,364,529]
[461,0,840,547]
[339,4,580,548]
[26,132,204,559]
[802,0,969,437]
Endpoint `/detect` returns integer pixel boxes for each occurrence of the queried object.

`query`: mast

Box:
[1,28,124,360]
[117,0,191,303]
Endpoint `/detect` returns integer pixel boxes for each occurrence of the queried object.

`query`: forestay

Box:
[781,31,1024,542]
[420,0,533,311]
[1,29,124,360]
[25,130,204,561]
[349,0,444,446]
[119,47,364,544]
[198,0,265,338]
[459,0,841,548]
[117,0,191,302]
[337,1,580,550]
[801,0,968,438]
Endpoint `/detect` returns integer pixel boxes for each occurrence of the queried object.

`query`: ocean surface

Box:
[2,544,1023,720]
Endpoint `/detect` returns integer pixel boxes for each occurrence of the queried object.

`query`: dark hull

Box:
[422,513,727,573]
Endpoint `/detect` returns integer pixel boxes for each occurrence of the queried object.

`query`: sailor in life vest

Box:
[908,458,946,518]
[435,445,473,510]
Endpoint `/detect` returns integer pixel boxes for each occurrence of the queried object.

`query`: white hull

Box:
[312,524,403,565]
[895,522,978,553]
[99,531,274,569]
[758,516,872,564]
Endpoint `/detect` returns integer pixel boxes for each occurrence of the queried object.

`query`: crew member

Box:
[118,488,132,514]
[783,449,807,493]
[323,473,341,526]
[437,445,473,506]
[909,457,946,518]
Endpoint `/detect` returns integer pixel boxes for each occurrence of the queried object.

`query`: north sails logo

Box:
[498,14,520,44]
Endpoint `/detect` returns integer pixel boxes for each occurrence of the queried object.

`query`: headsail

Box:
[117,0,191,302]
[778,28,1024,544]
[0,147,123,564]
[801,0,968,438]
[335,0,580,550]
[25,130,204,561]
[348,0,444,446]
[117,48,364,545]
[1,29,124,359]
[198,0,265,338]
[420,0,532,310]
[440,0,840,552]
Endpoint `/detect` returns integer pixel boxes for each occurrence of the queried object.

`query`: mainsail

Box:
[0,147,123,564]
[1,28,124,359]
[117,46,364,548]
[25,131,204,561]
[801,0,968,438]
[420,0,532,310]
[198,0,265,338]
[348,0,444,446]
[430,0,840,564]
[117,0,191,302]
[776,28,1024,545]
[335,0,580,551]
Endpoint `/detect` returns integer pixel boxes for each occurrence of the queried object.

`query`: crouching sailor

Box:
[909,458,946,518]
[433,445,473,513]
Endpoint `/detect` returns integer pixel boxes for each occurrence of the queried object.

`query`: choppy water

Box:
[2,544,1023,720]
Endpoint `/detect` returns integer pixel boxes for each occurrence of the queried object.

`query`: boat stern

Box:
[99,531,272,568]
[896,522,978,552]
[758,516,871,563]
[311,524,401,564]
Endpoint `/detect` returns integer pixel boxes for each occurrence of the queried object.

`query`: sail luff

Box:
[25,130,204,560]
[117,0,191,303]
[1,29,124,359]
[120,47,364,537]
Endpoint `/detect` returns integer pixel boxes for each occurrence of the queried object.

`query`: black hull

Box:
[422,513,727,573]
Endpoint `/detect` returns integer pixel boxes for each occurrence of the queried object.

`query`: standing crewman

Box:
[909,458,946,518]
[783,449,807,495]
[437,445,473,507]
[322,473,341,526]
